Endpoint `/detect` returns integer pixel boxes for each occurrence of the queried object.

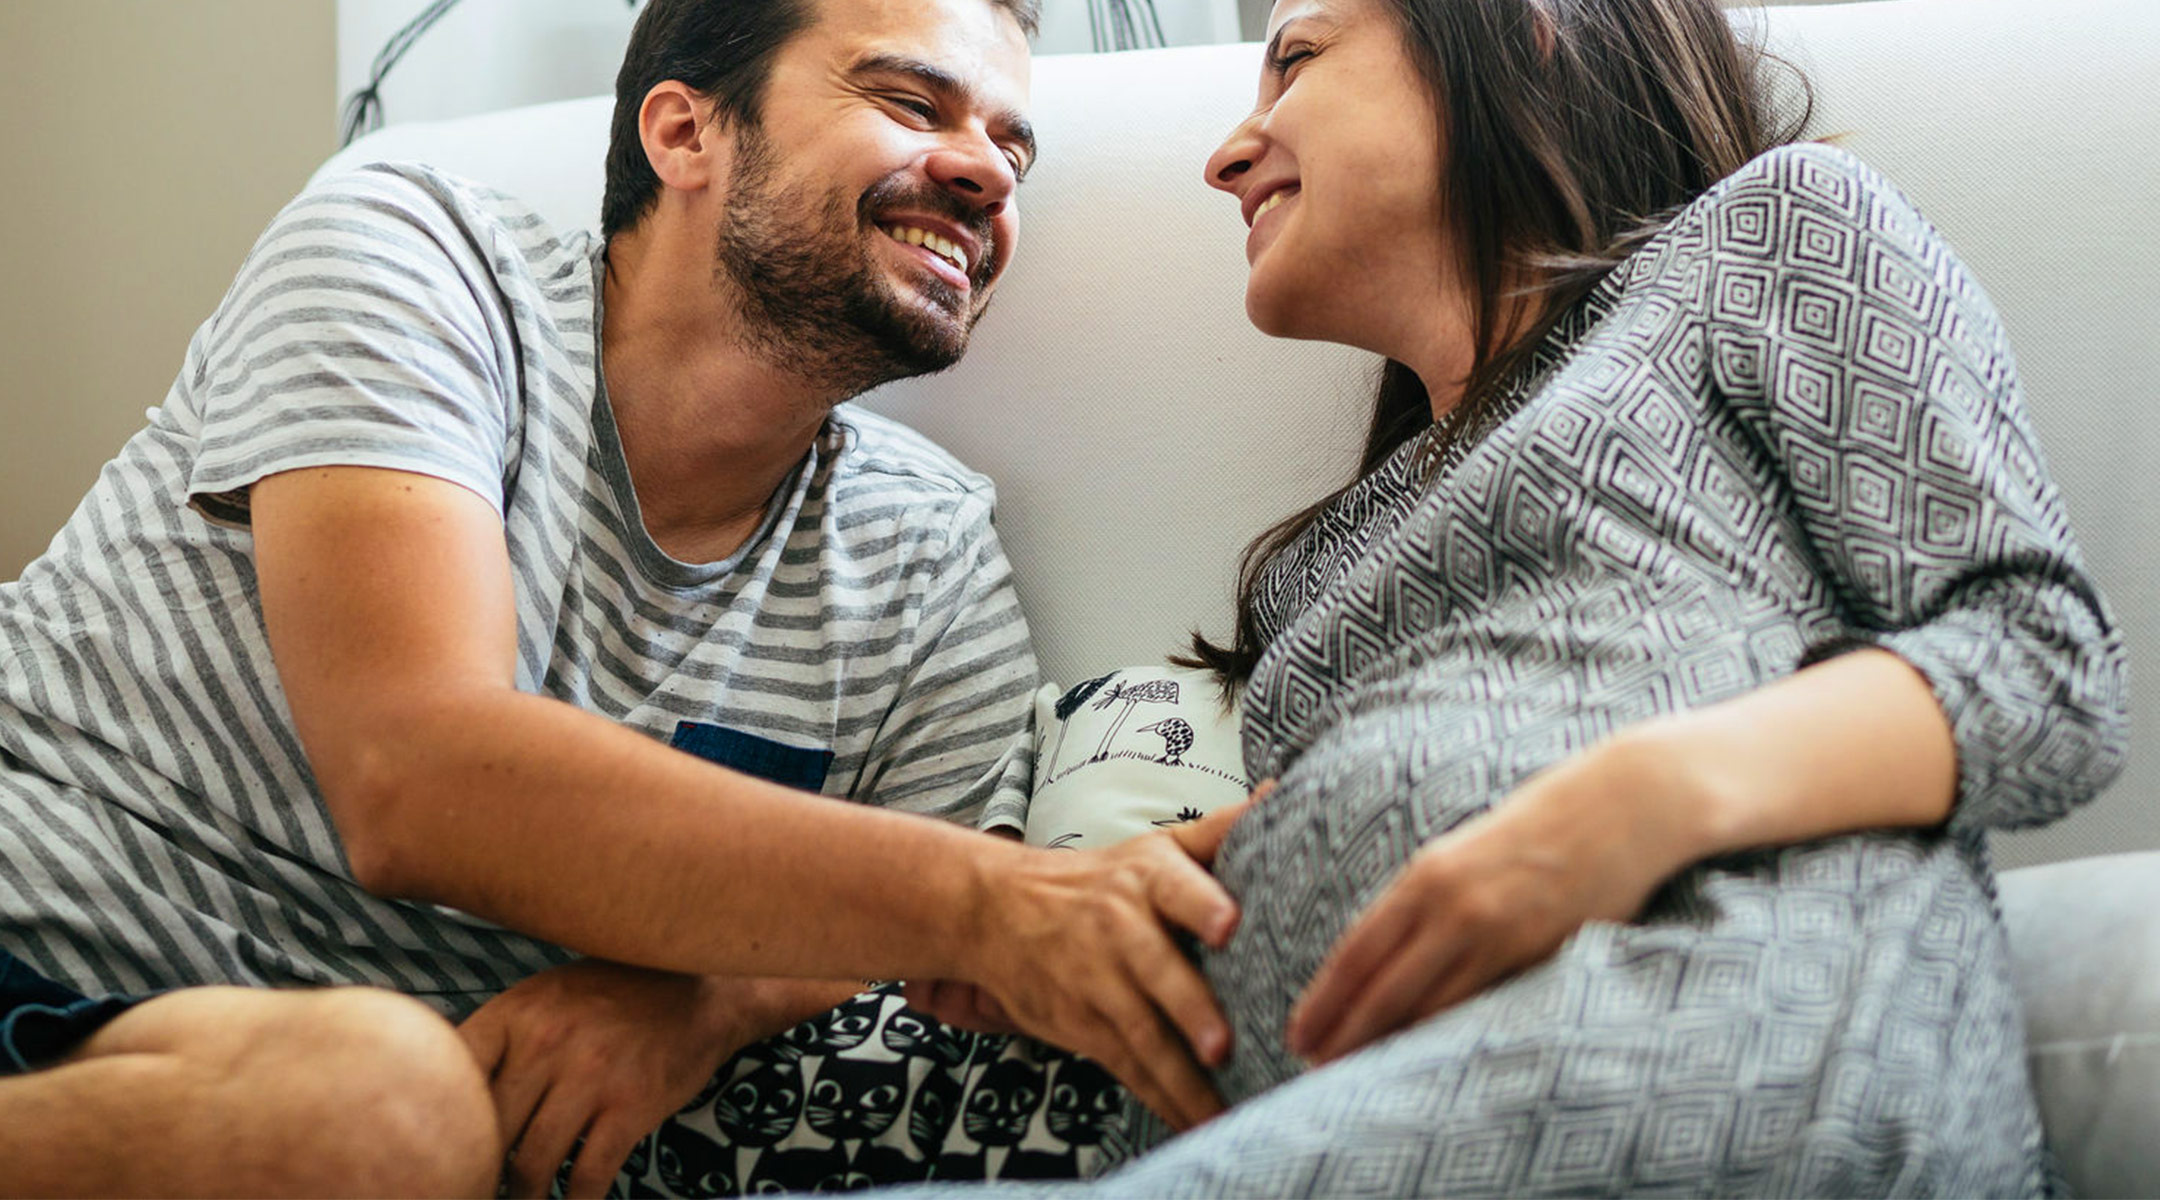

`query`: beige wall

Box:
[0,1,336,580]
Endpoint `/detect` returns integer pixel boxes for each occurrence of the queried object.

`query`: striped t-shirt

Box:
[0,164,1038,1016]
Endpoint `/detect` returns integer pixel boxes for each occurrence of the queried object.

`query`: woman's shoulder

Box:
[1604,141,1974,325]
[1656,142,1945,267]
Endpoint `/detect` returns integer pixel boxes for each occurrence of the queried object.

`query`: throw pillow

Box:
[1024,664,1249,851]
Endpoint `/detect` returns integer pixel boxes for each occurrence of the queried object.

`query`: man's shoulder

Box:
[826,405,998,510]
[285,161,595,275]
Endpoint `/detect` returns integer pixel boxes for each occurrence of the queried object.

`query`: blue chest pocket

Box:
[669,721,834,792]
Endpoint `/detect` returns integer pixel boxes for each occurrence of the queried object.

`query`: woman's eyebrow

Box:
[1265,15,1318,62]
[848,52,1038,167]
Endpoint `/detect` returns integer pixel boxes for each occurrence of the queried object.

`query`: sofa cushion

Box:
[1997,850,2160,1198]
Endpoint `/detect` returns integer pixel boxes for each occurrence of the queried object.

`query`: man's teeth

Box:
[1254,190,1291,221]
[882,225,969,274]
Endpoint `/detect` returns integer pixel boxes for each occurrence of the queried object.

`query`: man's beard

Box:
[715,122,997,397]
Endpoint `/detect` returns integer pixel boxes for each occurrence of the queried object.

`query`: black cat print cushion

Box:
[613,984,1124,1194]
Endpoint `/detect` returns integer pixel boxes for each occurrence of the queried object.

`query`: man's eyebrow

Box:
[851,53,1038,167]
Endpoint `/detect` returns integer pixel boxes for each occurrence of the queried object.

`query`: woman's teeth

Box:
[882,224,969,274]
[1254,189,1292,221]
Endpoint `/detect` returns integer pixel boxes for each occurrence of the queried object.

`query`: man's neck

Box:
[599,225,842,566]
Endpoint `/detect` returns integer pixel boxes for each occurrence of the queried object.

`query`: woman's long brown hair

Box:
[1179,0,1811,688]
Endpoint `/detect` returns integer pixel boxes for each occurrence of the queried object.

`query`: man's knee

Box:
[254,988,499,1196]
[89,985,499,1196]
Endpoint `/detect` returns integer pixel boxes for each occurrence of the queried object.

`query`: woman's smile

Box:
[1245,185,1301,260]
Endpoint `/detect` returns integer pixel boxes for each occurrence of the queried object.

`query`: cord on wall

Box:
[337,0,1172,150]
[1091,0,1168,51]
[339,0,465,147]
[337,0,644,148]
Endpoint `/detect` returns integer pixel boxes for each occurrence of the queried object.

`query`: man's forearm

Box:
[337,685,1020,984]
[705,976,875,1048]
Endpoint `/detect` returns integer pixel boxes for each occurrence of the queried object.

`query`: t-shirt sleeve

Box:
[854,487,1040,835]
[182,166,518,525]
[1700,144,2129,836]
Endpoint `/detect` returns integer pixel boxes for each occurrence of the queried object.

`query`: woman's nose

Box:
[1205,115,1263,195]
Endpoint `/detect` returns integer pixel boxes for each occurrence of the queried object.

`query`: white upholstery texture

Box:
[1998,850,2160,1199]
[317,0,2157,871]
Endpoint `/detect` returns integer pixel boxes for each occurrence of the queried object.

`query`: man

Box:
[0,0,1242,1194]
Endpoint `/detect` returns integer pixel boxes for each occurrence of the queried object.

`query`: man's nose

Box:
[926,135,1016,218]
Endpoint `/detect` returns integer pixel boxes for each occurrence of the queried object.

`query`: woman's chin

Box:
[1244,286,1316,342]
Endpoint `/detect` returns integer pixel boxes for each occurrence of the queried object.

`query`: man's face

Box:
[715,0,1034,394]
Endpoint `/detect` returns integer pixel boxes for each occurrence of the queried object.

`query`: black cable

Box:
[338,0,466,147]
[1139,0,1167,48]
[1095,0,1170,52]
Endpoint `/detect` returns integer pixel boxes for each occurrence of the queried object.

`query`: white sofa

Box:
[321,0,2158,1191]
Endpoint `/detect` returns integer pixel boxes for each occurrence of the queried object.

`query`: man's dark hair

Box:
[601,0,1042,239]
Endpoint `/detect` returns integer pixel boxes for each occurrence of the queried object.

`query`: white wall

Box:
[1033,0,1242,53]
[336,0,641,135]
[0,1,337,580]
[1235,0,1866,40]
[337,0,1243,134]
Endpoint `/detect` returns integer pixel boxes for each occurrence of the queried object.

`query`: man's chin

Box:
[878,328,969,379]
[861,296,975,379]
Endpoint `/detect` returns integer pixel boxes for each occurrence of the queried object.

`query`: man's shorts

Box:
[0,948,141,1076]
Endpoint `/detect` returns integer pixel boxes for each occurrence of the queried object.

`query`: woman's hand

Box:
[1291,649,1962,1063]
[957,796,1254,1132]
[458,961,827,1198]
[1286,737,1711,1065]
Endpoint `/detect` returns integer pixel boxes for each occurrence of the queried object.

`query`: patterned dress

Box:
[916,143,2130,1198]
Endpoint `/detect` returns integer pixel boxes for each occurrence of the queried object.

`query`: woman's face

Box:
[1205,0,1460,365]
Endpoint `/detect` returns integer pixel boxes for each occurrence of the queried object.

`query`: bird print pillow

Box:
[1024,664,1250,851]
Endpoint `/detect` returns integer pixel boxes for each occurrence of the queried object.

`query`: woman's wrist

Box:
[1577,719,1754,869]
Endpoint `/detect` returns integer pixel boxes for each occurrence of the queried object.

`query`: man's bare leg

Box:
[0,985,498,1198]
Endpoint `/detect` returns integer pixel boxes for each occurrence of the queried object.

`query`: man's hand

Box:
[957,797,1253,1132]
[459,961,809,1198]
[912,783,1274,1042]
[905,978,1021,1034]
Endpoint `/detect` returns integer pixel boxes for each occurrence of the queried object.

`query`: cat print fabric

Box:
[611,984,1123,1195]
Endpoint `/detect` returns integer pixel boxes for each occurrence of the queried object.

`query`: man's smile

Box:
[881,223,971,275]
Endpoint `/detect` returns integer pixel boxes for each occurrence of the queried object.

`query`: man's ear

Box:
[639,81,732,197]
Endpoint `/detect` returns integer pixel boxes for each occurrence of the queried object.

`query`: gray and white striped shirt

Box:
[0,164,1037,1015]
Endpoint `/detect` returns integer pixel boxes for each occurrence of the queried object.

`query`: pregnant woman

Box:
[922,0,2129,1193]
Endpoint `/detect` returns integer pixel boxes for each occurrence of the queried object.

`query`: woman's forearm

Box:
[1621,647,1959,861]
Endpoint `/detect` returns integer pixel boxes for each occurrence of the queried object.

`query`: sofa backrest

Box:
[318,0,2158,867]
